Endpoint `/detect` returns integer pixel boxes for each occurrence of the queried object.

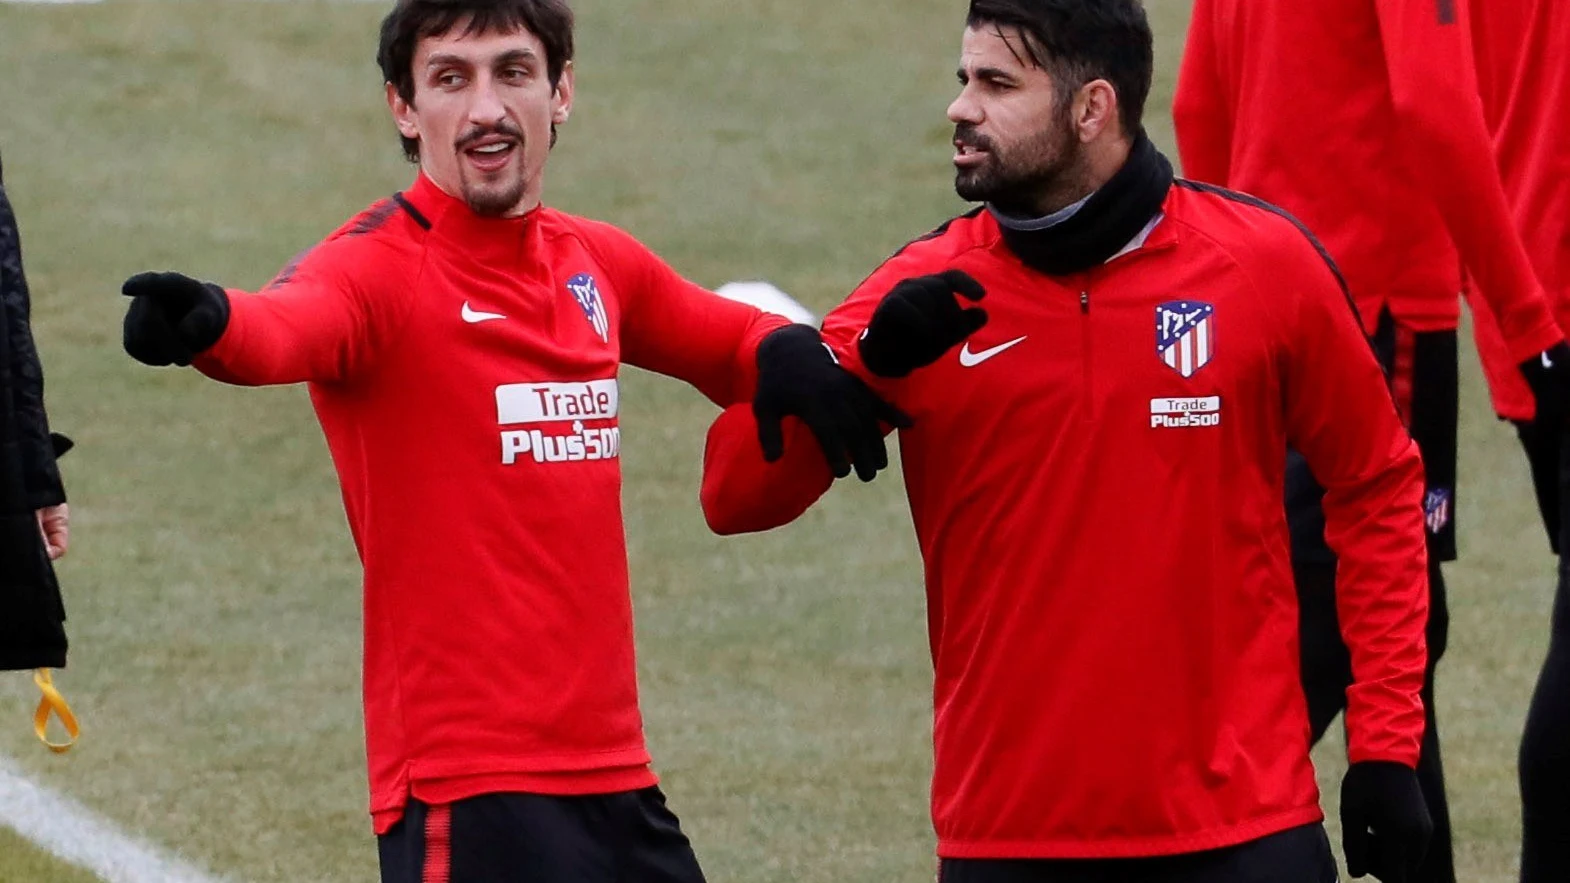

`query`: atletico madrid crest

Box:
[1156,301,1215,378]
[566,273,611,343]
[1424,488,1453,534]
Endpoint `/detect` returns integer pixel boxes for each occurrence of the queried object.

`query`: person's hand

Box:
[753,324,912,482]
[1519,340,1570,424]
[36,503,68,561]
[122,272,231,366]
[1341,761,1433,882]
[857,270,987,378]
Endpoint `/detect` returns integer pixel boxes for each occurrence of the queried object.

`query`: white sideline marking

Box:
[0,757,224,883]
[716,281,818,325]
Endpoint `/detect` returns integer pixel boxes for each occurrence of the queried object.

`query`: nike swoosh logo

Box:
[462,302,507,324]
[959,336,1027,367]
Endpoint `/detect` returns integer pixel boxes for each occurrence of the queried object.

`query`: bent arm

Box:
[591,224,787,406]
[0,182,65,509]
[619,272,787,406]
[1285,243,1428,767]
[1376,0,1560,360]
[1172,0,1234,185]
[700,404,836,534]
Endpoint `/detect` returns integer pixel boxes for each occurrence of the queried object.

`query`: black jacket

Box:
[0,150,69,670]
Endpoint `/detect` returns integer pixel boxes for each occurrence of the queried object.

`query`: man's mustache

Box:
[953,126,997,153]
[456,122,525,151]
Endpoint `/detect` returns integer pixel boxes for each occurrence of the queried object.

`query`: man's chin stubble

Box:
[464,182,527,217]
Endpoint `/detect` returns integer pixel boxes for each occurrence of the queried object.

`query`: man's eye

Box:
[501,67,529,81]
[436,72,465,88]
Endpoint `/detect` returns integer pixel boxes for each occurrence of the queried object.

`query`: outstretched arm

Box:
[123,237,410,386]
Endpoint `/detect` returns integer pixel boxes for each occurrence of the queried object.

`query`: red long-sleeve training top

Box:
[194,173,786,832]
[700,183,1429,859]
[1173,0,1560,363]
[1463,0,1570,420]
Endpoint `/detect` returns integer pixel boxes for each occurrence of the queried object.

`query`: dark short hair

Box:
[377,0,575,162]
[966,0,1152,138]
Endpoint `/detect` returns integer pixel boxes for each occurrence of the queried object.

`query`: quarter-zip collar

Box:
[398,172,541,266]
[990,133,1175,277]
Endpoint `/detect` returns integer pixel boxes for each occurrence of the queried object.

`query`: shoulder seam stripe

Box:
[393,192,432,231]
[1174,178,1356,305]
[844,206,987,302]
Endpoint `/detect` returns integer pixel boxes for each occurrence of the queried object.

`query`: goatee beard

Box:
[463,178,528,217]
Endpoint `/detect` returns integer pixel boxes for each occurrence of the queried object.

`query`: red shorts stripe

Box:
[1391,322,1418,426]
[423,803,453,883]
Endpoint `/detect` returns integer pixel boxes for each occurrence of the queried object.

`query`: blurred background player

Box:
[703,1,1434,879]
[1174,2,1570,880]
[117,1,903,880]
[0,148,72,673]
[1461,1,1570,879]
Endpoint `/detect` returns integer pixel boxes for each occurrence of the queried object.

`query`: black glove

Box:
[1341,761,1433,882]
[122,272,231,366]
[1520,340,1570,425]
[754,324,912,482]
[857,269,987,378]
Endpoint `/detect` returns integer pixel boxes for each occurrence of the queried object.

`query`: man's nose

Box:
[467,76,507,127]
[948,88,981,125]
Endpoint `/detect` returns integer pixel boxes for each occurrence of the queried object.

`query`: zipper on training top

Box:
[1080,288,1093,413]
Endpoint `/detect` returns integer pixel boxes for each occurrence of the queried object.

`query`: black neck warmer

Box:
[991,134,1174,276]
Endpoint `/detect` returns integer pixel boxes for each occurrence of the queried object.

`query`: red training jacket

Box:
[700,184,1429,858]
[1173,0,1560,363]
[194,173,786,832]
[1463,0,1570,421]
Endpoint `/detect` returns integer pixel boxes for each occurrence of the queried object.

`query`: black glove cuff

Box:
[857,329,899,378]
[758,324,829,371]
[185,282,232,355]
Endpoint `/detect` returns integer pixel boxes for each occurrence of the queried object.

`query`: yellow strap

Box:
[32,669,79,753]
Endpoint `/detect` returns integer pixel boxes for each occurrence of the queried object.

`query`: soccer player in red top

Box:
[701,1,1433,880]
[1174,3,1570,880]
[116,2,910,881]
[1461,2,1570,879]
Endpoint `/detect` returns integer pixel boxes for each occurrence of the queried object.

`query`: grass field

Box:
[0,1,1557,881]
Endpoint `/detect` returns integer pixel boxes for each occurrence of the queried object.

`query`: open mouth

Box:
[463,137,519,173]
[953,142,990,167]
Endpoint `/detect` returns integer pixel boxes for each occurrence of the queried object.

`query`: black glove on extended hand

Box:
[857,269,987,378]
[1520,340,1570,424]
[1341,761,1433,882]
[754,324,912,482]
[122,271,231,367]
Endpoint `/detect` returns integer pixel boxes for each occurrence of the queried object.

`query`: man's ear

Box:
[1073,79,1120,143]
[387,82,420,141]
[551,60,575,126]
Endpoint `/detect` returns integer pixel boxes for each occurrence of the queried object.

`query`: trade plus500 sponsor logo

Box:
[496,379,621,464]
[1150,396,1222,429]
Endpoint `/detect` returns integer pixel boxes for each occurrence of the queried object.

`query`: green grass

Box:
[0,827,102,883]
[0,1,1554,881]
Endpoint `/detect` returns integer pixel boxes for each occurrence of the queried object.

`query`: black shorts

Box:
[1288,309,1459,564]
[939,823,1337,883]
[377,787,706,883]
